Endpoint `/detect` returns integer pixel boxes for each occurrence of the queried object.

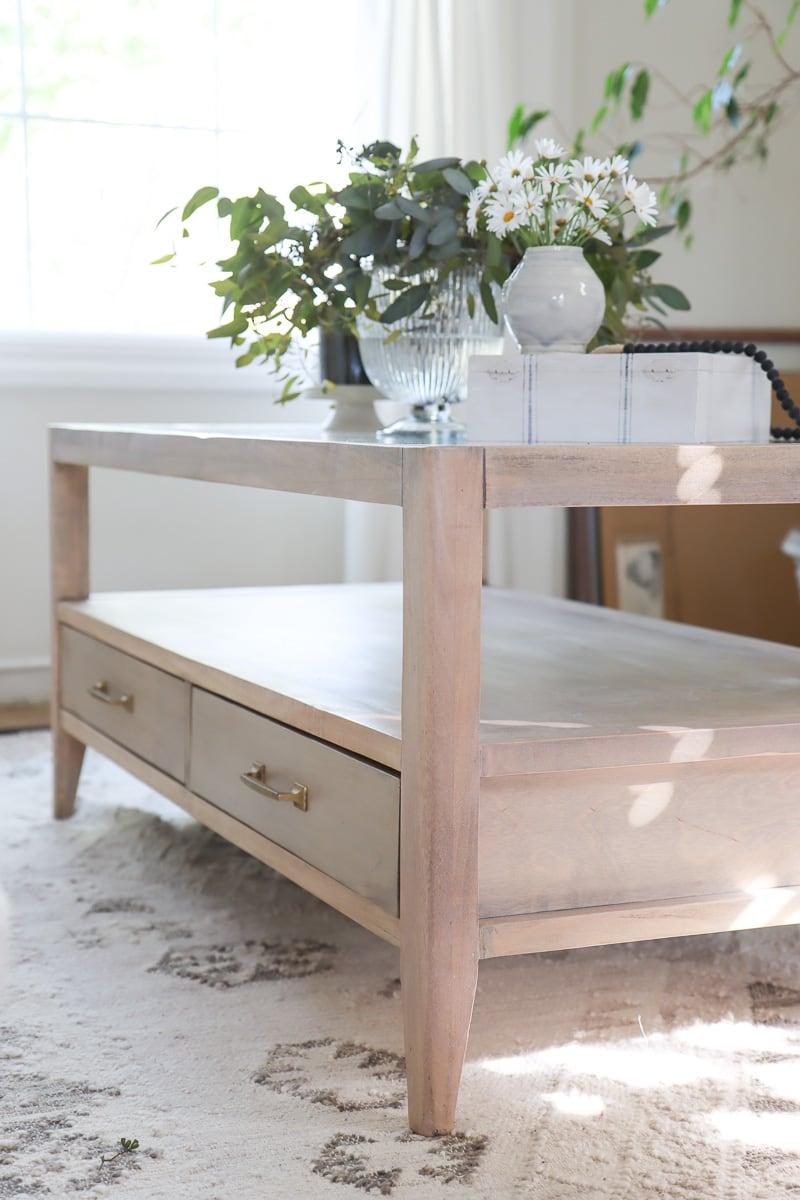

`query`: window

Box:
[0,0,368,335]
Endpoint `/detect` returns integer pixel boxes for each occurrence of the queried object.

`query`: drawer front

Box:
[60,627,189,781]
[189,688,399,913]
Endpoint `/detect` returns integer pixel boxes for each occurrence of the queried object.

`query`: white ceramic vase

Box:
[501,245,605,354]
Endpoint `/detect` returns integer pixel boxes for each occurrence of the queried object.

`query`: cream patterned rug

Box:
[2,730,800,1198]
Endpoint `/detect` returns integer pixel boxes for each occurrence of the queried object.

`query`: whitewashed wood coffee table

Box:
[50,424,800,1135]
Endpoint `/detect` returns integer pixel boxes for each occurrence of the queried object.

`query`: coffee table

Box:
[50,423,800,1134]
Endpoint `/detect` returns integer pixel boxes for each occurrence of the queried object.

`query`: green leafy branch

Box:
[157,140,511,397]
[587,0,799,238]
[100,1136,140,1165]
[508,0,798,338]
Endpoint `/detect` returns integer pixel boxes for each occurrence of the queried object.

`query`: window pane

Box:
[216,129,352,208]
[217,0,362,140]
[9,0,371,335]
[27,120,222,332]
[0,119,29,327]
[0,2,21,111]
[214,0,364,204]
[22,0,216,127]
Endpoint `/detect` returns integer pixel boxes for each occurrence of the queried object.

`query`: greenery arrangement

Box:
[161,140,508,400]
[162,132,678,395]
[161,0,797,395]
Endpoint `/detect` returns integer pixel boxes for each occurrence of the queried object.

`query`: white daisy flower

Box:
[520,185,545,221]
[506,173,529,199]
[534,161,570,191]
[534,137,566,161]
[621,174,640,204]
[485,191,526,236]
[550,201,576,240]
[495,149,535,185]
[466,188,482,235]
[478,150,658,246]
[551,198,576,225]
[572,180,609,216]
[607,154,629,179]
[632,182,658,226]
[570,156,607,184]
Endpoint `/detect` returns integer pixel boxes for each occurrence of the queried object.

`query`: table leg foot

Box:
[402,950,478,1135]
[53,727,85,819]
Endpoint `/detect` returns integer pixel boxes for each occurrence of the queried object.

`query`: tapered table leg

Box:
[400,447,484,1135]
[50,455,89,818]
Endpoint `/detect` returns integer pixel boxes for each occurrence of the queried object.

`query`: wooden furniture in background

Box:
[51,423,800,1136]
[599,501,800,644]
[0,702,50,732]
[595,371,800,642]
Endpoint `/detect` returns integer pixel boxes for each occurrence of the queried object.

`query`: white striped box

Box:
[466,352,770,444]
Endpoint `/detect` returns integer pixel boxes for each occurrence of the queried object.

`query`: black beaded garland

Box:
[621,338,798,442]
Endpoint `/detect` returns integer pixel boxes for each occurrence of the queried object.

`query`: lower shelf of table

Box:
[58,581,800,775]
[58,581,800,951]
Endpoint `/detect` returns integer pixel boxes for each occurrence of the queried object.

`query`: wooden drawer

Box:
[60,626,189,781]
[189,688,399,913]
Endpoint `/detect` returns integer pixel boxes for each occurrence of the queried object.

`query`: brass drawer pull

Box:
[88,680,134,711]
[240,762,308,812]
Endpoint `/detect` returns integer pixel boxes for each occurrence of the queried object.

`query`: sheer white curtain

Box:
[346,0,574,591]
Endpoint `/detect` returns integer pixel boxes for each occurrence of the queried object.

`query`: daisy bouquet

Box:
[467,138,658,250]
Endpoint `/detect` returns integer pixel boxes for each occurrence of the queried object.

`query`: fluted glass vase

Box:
[357,264,503,443]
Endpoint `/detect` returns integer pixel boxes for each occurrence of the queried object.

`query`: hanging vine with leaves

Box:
[510,0,799,335]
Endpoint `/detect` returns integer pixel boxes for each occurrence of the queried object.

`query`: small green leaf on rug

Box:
[101,1136,140,1164]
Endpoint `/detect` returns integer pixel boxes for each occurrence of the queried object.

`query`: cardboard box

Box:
[466,352,770,444]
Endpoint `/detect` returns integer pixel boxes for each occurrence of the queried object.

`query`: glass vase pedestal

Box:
[377,400,465,444]
[358,264,502,445]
